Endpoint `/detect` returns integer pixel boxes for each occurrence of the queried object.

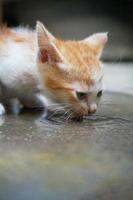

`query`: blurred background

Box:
[0,0,133,61]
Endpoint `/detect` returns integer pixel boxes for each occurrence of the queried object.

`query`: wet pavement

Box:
[0,91,133,200]
[0,63,133,200]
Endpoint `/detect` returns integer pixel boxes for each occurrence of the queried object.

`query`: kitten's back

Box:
[0,26,38,85]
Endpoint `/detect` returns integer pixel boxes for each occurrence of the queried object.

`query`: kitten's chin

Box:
[71,107,97,120]
[73,109,88,117]
[71,115,84,122]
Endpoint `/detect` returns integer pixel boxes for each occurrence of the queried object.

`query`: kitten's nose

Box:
[88,103,97,114]
[88,108,97,114]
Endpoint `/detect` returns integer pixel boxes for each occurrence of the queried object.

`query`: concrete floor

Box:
[0,63,133,200]
[104,63,133,95]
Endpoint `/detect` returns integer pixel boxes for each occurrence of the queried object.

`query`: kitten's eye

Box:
[97,90,103,98]
[76,91,88,100]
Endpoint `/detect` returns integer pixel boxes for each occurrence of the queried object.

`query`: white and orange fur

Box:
[0,21,108,119]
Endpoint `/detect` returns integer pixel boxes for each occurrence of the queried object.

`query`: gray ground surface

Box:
[0,64,133,200]
[104,63,133,95]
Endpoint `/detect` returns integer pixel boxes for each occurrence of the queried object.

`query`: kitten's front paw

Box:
[0,103,5,115]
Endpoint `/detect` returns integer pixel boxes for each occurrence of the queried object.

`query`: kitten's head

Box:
[36,21,108,119]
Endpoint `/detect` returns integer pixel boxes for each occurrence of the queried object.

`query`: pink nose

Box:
[88,104,97,114]
[88,108,97,114]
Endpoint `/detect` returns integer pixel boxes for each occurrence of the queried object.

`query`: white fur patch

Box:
[72,82,88,93]
[72,76,103,94]
[90,79,103,93]
[36,94,48,107]
[58,62,72,71]
[89,102,97,110]
[0,29,43,109]
[0,103,5,115]
[0,36,39,87]
[13,26,33,34]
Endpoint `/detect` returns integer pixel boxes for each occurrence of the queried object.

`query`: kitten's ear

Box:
[83,32,108,57]
[36,21,63,63]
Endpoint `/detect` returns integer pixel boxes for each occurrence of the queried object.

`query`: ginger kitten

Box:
[0,21,108,120]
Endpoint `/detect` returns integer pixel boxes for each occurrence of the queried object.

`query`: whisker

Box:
[58,108,72,120]
[47,109,62,119]
[65,112,73,122]
[69,113,73,120]
[46,104,69,109]
[100,101,113,104]
[61,109,71,118]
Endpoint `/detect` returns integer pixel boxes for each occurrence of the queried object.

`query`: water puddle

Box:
[0,92,133,200]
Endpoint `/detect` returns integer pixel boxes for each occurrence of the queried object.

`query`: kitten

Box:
[0,21,108,120]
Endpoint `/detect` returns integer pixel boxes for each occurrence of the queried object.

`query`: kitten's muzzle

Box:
[88,108,97,115]
[88,103,97,115]
[71,103,97,118]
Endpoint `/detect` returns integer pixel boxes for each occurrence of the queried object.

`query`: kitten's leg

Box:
[35,94,62,123]
[9,98,23,114]
[0,86,5,115]
[35,94,49,119]
[36,94,57,120]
